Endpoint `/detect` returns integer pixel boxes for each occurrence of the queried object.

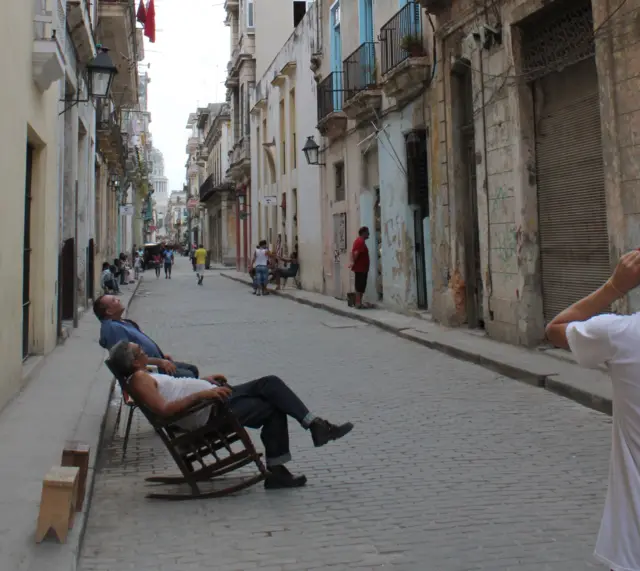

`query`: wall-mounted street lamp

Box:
[59,45,118,115]
[238,192,251,220]
[302,135,325,166]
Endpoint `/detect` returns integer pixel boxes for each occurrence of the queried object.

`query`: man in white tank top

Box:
[546,250,640,571]
[109,341,354,489]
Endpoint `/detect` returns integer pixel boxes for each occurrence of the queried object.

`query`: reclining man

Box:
[95,295,199,378]
[108,341,354,489]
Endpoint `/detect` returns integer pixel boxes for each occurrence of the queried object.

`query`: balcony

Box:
[66,0,95,62]
[98,0,139,106]
[343,42,382,122]
[317,71,348,140]
[32,4,65,92]
[186,136,199,155]
[229,137,251,181]
[379,2,431,106]
[96,101,126,172]
[224,0,239,12]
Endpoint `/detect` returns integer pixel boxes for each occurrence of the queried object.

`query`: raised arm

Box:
[546,250,640,349]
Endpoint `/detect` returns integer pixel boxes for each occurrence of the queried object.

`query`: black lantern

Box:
[302,136,324,166]
[88,46,118,98]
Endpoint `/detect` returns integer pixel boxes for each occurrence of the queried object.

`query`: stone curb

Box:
[221,272,612,417]
[69,276,143,571]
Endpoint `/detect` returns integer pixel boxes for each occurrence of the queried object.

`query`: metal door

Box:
[534,58,608,323]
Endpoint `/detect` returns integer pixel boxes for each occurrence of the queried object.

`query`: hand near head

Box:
[610,250,640,294]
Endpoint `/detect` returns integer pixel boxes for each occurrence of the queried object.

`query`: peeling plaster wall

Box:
[378,103,424,309]
[431,0,640,346]
[250,5,323,292]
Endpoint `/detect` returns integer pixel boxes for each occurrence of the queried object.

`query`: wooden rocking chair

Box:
[105,360,267,500]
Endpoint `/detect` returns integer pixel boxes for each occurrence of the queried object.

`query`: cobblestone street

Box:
[80,258,613,571]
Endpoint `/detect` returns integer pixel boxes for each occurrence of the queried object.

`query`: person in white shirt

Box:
[250,240,273,296]
[546,250,640,571]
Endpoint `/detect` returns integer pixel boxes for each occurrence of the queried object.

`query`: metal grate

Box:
[521,1,594,81]
[317,71,346,121]
[343,42,377,101]
[379,2,423,76]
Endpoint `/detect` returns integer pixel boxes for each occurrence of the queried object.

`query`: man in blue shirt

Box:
[94,295,198,378]
[163,247,174,279]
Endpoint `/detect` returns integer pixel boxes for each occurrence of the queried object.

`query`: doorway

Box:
[455,66,483,328]
[406,130,429,309]
[87,238,95,304]
[374,186,383,301]
[61,238,75,320]
[23,145,34,359]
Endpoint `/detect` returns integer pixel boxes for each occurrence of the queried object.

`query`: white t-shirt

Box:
[567,313,640,571]
[254,248,269,267]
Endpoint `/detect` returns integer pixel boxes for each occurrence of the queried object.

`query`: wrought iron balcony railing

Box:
[343,42,377,101]
[317,71,346,122]
[379,2,424,76]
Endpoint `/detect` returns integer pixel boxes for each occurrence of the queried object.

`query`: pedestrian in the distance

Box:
[546,249,640,571]
[194,244,207,286]
[250,240,272,296]
[163,247,173,279]
[348,226,371,309]
[133,252,142,280]
[152,253,162,279]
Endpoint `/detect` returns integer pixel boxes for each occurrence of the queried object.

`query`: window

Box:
[247,0,254,28]
[334,161,345,202]
[279,99,286,175]
[293,1,306,27]
[289,89,296,169]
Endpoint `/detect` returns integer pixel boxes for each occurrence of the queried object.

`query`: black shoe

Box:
[310,419,354,448]
[264,465,307,489]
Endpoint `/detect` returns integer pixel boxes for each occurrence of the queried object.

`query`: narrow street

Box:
[80,258,612,571]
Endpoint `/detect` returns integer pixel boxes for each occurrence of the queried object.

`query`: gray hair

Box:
[108,341,136,377]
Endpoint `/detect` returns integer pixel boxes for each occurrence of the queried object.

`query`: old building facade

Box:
[249,4,324,291]
[423,0,640,346]
[197,103,237,266]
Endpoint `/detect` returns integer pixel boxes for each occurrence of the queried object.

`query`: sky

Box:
[140,0,229,194]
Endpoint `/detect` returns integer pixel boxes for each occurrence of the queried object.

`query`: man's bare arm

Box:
[546,250,640,348]
[131,371,227,417]
[545,284,621,349]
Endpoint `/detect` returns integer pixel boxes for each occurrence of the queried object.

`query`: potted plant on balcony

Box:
[400,34,425,57]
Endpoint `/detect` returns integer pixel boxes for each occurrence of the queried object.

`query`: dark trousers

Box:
[164,263,172,277]
[229,375,311,466]
[159,361,199,379]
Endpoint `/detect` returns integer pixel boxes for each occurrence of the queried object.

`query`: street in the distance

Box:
[79,259,612,571]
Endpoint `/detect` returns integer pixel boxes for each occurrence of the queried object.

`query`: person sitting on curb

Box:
[94,295,199,378]
[108,341,354,489]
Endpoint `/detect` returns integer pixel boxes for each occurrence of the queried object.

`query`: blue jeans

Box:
[255,265,269,286]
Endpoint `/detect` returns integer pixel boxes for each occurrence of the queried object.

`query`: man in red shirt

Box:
[349,226,370,308]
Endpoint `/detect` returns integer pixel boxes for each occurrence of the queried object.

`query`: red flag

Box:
[136,0,146,24]
[144,0,156,43]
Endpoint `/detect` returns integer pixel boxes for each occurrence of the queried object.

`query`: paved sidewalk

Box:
[222,271,612,415]
[0,279,140,571]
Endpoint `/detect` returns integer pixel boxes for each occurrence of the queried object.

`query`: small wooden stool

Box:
[61,441,90,511]
[35,466,79,544]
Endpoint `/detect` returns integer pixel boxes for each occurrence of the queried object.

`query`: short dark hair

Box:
[93,295,108,320]
[358,226,369,236]
[198,244,204,248]
[259,240,267,247]
[102,262,110,270]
